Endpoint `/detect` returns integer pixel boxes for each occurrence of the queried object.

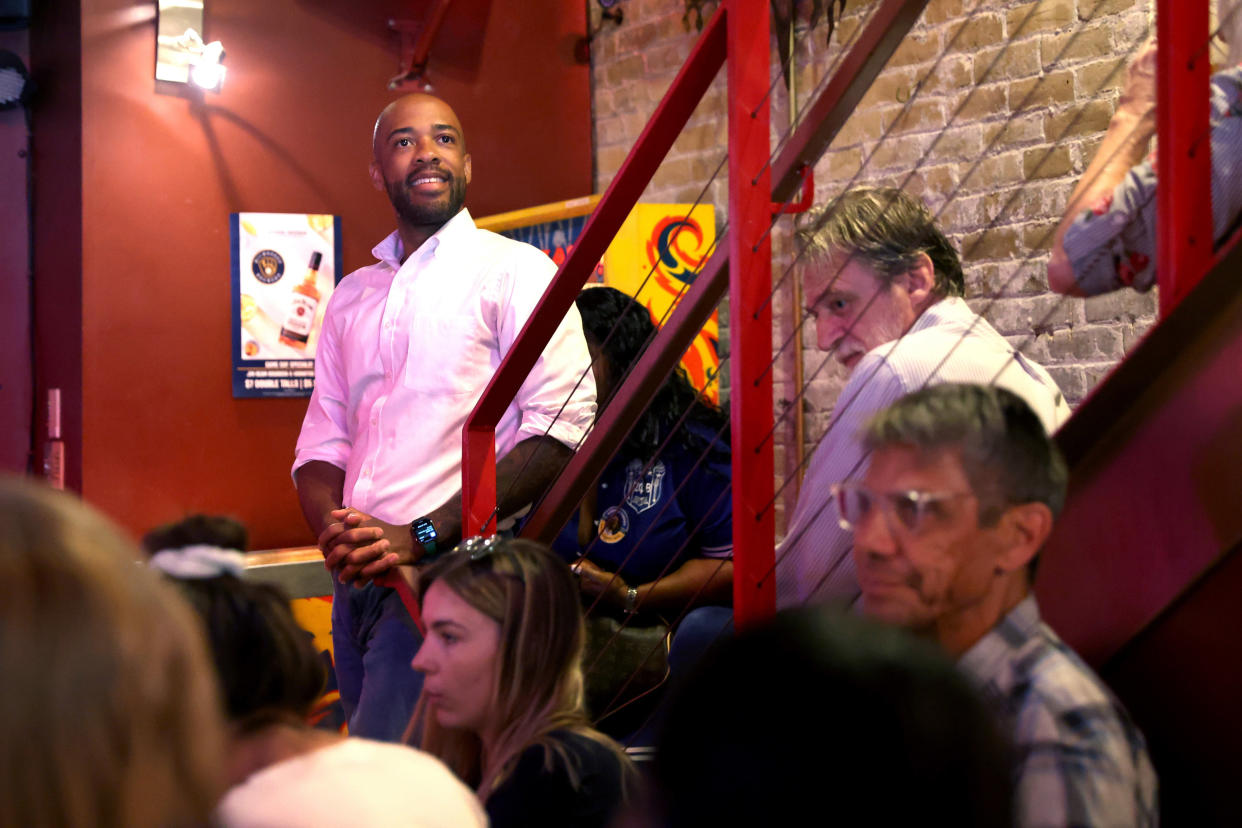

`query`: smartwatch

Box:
[409,516,439,560]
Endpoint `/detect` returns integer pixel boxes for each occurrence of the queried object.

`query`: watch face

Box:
[412,518,437,545]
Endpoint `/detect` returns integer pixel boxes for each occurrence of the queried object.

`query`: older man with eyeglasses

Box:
[845,383,1157,828]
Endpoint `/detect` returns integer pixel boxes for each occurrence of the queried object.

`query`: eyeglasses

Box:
[831,482,974,534]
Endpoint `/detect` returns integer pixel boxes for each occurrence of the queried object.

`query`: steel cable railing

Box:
[759,7,1232,598]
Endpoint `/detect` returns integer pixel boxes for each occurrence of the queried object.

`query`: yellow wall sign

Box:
[478,200,720,403]
[600,204,719,403]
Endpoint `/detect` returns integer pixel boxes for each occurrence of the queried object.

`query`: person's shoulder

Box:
[1009,630,1138,750]
[466,226,557,270]
[549,728,625,764]
[220,739,487,827]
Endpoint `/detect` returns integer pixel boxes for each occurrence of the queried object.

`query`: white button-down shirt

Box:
[293,209,596,525]
[775,297,1071,607]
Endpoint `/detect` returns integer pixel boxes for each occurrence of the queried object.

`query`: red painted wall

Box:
[31,0,591,547]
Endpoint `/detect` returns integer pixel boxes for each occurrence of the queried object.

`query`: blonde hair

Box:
[405,539,631,800]
[0,478,225,828]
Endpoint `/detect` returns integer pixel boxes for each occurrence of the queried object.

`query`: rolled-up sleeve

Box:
[1061,163,1158,296]
[292,291,353,478]
[496,247,597,450]
[1063,66,1242,297]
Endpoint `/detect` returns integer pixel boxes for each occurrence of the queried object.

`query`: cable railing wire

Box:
[759,24,1185,596]
[476,149,730,536]
[755,15,1177,589]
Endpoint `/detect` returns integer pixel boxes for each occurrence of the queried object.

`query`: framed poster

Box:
[230,212,342,398]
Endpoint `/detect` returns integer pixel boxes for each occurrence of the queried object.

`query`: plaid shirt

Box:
[960,596,1158,827]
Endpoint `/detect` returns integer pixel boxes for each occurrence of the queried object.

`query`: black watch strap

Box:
[410,516,439,559]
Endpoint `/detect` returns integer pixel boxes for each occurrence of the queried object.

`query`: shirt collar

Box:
[907,295,970,335]
[371,208,477,270]
[958,593,1042,685]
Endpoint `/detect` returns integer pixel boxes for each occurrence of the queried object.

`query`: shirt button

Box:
[371,416,378,426]
[384,372,392,381]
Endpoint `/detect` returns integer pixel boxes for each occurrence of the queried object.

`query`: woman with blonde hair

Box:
[407,537,635,827]
[0,478,225,828]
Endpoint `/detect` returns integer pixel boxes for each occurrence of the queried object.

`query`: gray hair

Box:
[796,188,965,298]
[862,384,1067,524]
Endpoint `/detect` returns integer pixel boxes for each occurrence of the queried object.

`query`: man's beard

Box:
[386,172,467,227]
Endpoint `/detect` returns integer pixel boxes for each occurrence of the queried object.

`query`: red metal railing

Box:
[460,0,930,628]
[1155,0,1213,315]
[725,0,775,624]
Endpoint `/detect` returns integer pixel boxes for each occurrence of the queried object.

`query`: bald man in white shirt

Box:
[293,94,595,740]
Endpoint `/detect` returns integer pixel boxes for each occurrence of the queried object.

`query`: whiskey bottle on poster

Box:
[279,251,323,349]
[43,388,64,491]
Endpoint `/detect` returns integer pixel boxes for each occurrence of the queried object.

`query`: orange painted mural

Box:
[601,205,720,403]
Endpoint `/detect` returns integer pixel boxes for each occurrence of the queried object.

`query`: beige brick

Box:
[983,112,1046,150]
[1079,0,1137,20]
[615,19,664,55]
[1077,56,1129,97]
[1009,69,1076,109]
[953,83,1008,122]
[1045,325,1125,360]
[1024,145,1073,179]
[644,41,692,75]
[922,0,965,25]
[888,30,941,67]
[1006,0,1075,38]
[938,196,982,232]
[1021,220,1059,254]
[603,54,646,87]
[961,225,1022,261]
[924,54,974,95]
[973,40,1042,84]
[905,164,958,203]
[959,151,1025,193]
[947,13,1005,51]
[1045,365,1088,403]
[1041,26,1115,71]
[1083,289,1157,322]
[609,83,644,115]
[625,110,655,140]
[821,146,864,181]
[860,67,918,107]
[653,9,694,39]
[672,121,725,155]
[834,112,883,147]
[868,133,931,170]
[884,100,947,135]
[1045,99,1114,141]
[595,116,628,147]
[597,145,630,179]
[928,124,983,163]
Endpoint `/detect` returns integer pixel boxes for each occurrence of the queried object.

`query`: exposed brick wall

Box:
[590,0,1157,533]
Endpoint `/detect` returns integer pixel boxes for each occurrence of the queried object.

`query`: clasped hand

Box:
[319,507,411,586]
[571,557,629,608]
